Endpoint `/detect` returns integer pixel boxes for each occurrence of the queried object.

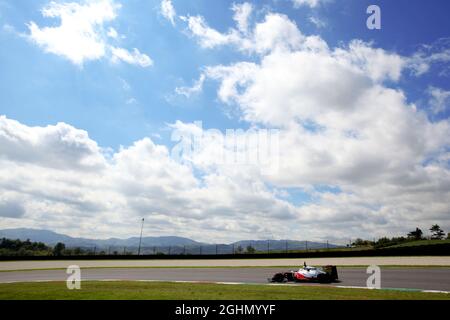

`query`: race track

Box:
[1,267,450,291]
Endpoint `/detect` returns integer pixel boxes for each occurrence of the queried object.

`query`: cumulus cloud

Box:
[107,27,118,39]
[181,15,236,49]
[1,108,449,241]
[4,3,450,242]
[308,16,326,28]
[428,86,450,115]
[203,41,407,127]
[173,6,450,239]
[232,2,253,34]
[0,116,301,242]
[160,0,176,25]
[111,47,153,67]
[27,0,118,65]
[291,0,327,8]
[0,116,105,170]
[182,10,304,55]
[408,38,450,76]
[175,74,206,97]
[27,0,152,67]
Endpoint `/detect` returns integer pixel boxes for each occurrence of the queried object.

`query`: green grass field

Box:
[385,239,450,249]
[0,281,448,300]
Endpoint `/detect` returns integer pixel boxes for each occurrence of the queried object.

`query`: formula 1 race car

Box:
[269,263,339,283]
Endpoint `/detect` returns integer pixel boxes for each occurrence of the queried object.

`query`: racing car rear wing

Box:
[322,265,339,281]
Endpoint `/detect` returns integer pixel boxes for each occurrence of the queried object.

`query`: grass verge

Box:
[385,240,450,249]
[0,281,448,300]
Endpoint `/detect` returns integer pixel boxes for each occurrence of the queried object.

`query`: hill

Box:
[0,228,203,249]
[0,228,336,253]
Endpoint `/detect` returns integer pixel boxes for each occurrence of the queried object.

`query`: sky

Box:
[0,0,449,244]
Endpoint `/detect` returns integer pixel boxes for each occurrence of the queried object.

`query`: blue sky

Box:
[0,0,449,242]
[1,0,449,149]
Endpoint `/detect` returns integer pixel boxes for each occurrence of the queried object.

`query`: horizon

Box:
[0,0,449,244]
[0,226,442,247]
[0,227,337,243]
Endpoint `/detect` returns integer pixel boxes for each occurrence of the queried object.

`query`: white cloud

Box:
[308,16,326,28]
[0,116,105,170]
[203,40,406,126]
[161,0,176,25]
[183,11,304,55]
[1,108,449,241]
[334,40,405,82]
[27,0,152,67]
[408,38,450,76]
[5,3,450,242]
[232,2,253,34]
[175,74,206,97]
[251,13,304,54]
[0,116,301,242]
[28,0,118,65]
[428,86,450,114]
[292,0,326,8]
[111,47,153,68]
[107,27,118,39]
[173,7,450,239]
[182,15,237,49]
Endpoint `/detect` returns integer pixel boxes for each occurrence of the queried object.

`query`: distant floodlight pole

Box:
[138,218,145,256]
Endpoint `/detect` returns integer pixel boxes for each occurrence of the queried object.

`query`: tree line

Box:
[0,238,51,256]
[0,238,94,256]
[352,224,449,248]
[1,224,449,256]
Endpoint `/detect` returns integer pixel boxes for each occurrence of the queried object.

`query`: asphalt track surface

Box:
[1,267,450,291]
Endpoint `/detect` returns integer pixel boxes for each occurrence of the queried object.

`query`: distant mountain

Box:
[0,228,338,252]
[0,229,79,245]
[0,228,203,249]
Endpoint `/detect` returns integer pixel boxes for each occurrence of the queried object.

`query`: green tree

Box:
[407,228,423,240]
[246,245,256,254]
[0,238,51,256]
[430,225,445,240]
[352,239,373,247]
[236,245,243,254]
[53,242,66,256]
